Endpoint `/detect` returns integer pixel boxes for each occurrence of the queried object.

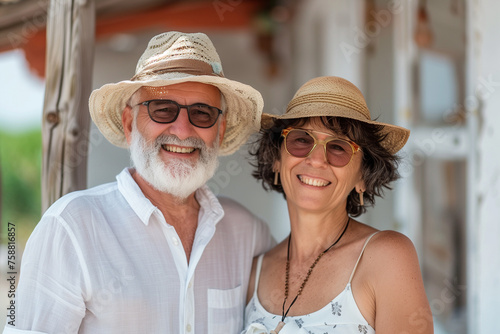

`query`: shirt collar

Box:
[195,182,225,228]
[116,168,225,227]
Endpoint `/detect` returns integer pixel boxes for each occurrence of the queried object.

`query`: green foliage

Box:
[0,129,42,245]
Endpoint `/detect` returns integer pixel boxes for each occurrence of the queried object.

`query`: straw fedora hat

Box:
[262,76,410,154]
[89,31,263,156]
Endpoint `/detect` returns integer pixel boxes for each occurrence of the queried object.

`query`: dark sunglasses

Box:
[281,127,361,167]
[140,100,223,128]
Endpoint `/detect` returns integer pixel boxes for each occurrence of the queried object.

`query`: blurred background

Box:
[1,0,499,333]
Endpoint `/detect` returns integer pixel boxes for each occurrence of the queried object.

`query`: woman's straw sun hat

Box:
[89,31,264,156]
[262,76,410,154]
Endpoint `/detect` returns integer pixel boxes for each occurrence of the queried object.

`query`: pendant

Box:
[270,321,285,334]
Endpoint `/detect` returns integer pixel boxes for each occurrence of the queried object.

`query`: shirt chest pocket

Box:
[207,285,243,333]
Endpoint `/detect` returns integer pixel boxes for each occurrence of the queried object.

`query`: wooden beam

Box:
[41,0,95,212]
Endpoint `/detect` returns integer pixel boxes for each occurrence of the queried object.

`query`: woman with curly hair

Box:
[242,76,433,334]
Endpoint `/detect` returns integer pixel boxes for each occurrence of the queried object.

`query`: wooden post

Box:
[41,0,95,212]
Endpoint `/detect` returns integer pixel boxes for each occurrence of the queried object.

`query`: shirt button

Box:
[188,280,193,289]
[172,237,179,246]
[186,324,192,332]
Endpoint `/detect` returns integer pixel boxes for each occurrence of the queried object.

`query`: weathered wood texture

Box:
[0,0,185,51]
[41,0,95,212]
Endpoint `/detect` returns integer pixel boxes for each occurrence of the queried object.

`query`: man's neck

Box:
[131,169,200,263]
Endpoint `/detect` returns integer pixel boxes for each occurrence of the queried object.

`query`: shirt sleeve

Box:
[252,216,276,257]
[3,215,89,333]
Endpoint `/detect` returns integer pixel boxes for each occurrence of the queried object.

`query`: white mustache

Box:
[154,134,206,150]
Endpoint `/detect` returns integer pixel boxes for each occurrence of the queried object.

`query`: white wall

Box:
[291,0,364,89]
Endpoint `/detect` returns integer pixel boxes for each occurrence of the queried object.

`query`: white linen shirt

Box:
[3,168,274,334]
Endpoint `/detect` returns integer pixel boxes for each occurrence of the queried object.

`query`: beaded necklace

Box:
[271,217,351,334]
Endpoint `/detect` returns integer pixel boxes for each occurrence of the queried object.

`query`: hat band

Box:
[131,58,224,81]
[287,93,370,120]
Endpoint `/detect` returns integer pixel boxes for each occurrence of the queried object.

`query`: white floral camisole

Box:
[242,232,379,334]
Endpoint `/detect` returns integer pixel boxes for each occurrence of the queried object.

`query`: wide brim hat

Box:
[262,76,409,154]
[89,31,263,156]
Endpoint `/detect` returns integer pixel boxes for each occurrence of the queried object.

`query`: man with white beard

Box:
[4,32,274,334]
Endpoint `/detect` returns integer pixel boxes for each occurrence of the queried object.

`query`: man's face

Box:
[122,82,226,199]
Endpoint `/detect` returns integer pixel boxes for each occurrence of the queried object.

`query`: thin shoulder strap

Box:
[253,254,265,295]
[348,231,380,284]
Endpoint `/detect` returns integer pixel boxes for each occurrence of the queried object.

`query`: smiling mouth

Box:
[298,175,331,187]
[161,144,195,154]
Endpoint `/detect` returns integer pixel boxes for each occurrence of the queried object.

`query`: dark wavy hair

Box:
[250,116,401,217]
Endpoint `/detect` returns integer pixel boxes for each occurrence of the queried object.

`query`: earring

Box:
[359,191,364,206]
[274,171,279,185]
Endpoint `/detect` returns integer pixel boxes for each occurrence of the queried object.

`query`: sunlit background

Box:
[0,49,43,242]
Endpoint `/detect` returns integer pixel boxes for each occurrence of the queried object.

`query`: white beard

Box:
[129,126,220,200]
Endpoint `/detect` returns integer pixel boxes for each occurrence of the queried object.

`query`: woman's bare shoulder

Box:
[361,230,420,275]
[367,230,417,257]
[360,230,433,333]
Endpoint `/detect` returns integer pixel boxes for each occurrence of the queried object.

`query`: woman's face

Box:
[275,118,365,214]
